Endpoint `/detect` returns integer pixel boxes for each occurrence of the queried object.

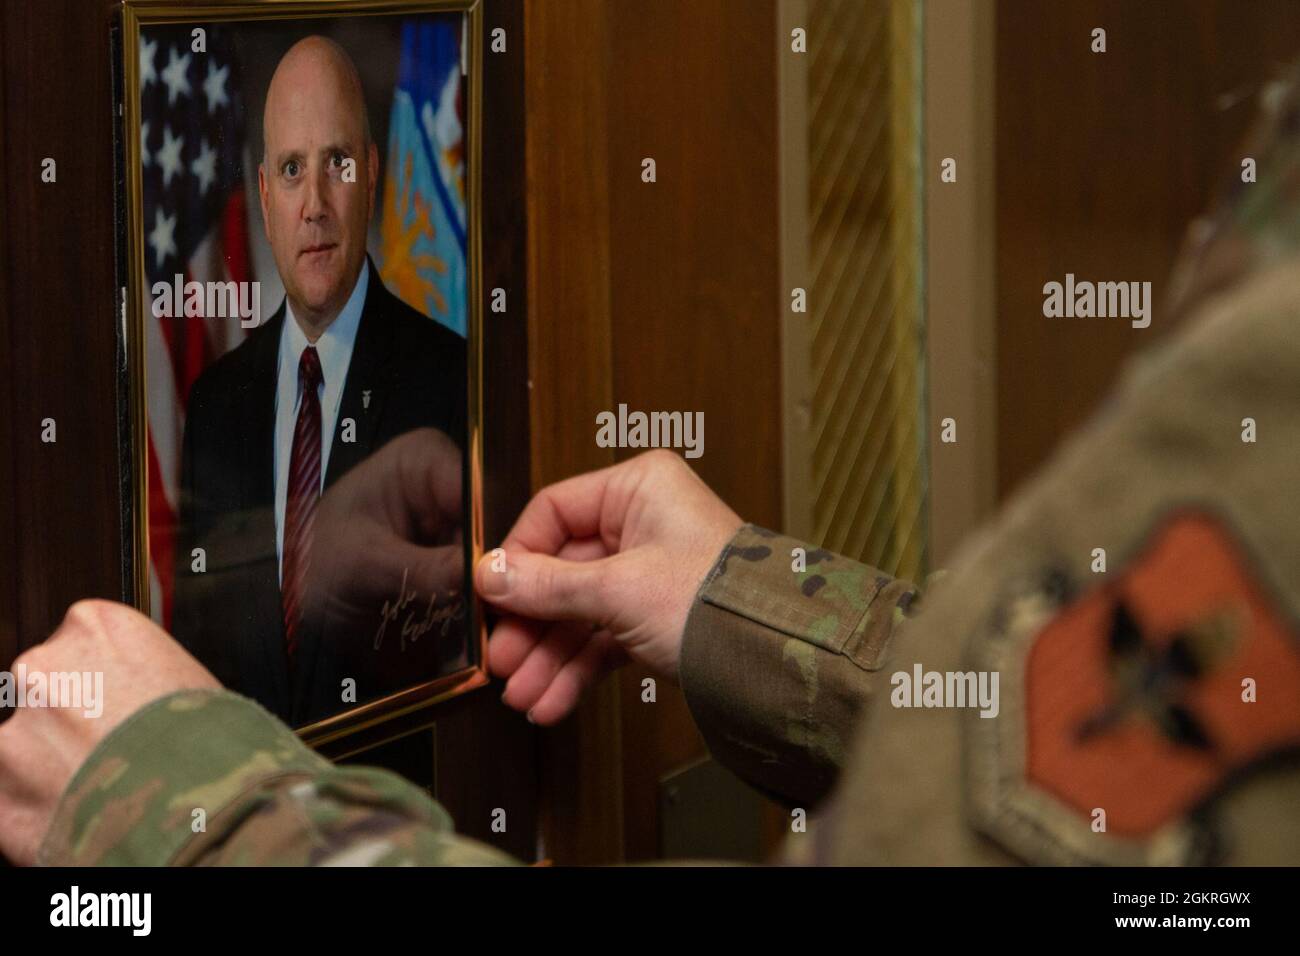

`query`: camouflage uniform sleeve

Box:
[37,689,517,866]
[678,524,918,809]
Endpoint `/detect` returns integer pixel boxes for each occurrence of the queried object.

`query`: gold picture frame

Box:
[118,0,487,751]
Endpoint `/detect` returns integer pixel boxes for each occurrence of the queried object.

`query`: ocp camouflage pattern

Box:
[678,524,918,812]
[38,690,514,866]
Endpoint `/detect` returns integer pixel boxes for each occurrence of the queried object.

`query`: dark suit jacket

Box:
[173,265,468,726]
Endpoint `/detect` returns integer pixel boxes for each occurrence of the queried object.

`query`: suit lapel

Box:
[324,262,395,488]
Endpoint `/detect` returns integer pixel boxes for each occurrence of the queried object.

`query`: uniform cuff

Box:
[39,689,329,866]
[679,524,915,808]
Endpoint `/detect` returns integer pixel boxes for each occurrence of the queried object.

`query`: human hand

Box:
[0,600,219,865]
[473,450,742,725]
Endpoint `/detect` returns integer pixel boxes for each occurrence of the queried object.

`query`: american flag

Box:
[139,26,252,627]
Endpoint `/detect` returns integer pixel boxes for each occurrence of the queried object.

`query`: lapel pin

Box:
[362,389,371,409]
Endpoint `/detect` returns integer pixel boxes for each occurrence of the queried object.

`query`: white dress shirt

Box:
[274,260,370,580]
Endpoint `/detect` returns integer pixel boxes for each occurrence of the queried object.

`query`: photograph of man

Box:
[171,33,469,727]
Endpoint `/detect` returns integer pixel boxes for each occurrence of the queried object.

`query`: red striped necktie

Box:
[282,345,323,658]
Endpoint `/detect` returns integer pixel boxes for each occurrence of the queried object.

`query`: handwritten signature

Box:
[375,567,466,652]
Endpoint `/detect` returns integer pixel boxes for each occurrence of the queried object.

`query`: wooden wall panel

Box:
[924,0,997,563]
[607,0,782,860]
[523,0,623,863]
[0,2,17,676]
[0,0,123,655]
[523,0,784,862]
[995,0,1300,497]
[608,0,783,528]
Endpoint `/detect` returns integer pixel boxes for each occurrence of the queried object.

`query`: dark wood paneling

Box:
[522,0,785,864]
[0,2,18,675]
[481,0,533,555]
[996,0,1300,496]
[606,0,782,860]
[608,0,783,523]
[1,0,123,654]
[523,0,615,494]
[523,0,623,864]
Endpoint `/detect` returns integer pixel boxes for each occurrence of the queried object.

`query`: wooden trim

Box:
[0,0,16,671]
[605,0,783,860]
[778,0,811,541]
[523,0,623,864]
[922,0,997,565]
[1,0,123,652]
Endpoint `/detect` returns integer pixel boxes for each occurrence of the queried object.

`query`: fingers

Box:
[527,632,627,725]
[500,621,588,713]
[475,550,614,625]
[500,624,625,725]
[487,615,542,678]
[484,537,608,680]
[501,463,625,555]
[540,535,607,563]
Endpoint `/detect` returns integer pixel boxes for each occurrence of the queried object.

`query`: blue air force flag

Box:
[377,18,468,338]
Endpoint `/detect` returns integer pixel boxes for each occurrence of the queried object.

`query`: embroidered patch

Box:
[966,512,1300,865]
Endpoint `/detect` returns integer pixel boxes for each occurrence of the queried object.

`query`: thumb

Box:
[475,550,613,625]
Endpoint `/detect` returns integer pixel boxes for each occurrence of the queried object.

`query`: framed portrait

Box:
[116,0,486,749]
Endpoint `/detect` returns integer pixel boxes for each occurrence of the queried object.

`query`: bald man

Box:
[172,36,469,727]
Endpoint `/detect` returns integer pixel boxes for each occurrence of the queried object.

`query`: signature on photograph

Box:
[375,567,465,652]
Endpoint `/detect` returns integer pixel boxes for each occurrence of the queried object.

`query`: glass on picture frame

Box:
[117,0,486,748]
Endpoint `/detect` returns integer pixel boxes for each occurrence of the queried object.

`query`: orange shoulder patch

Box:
[967,512,1300,865]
